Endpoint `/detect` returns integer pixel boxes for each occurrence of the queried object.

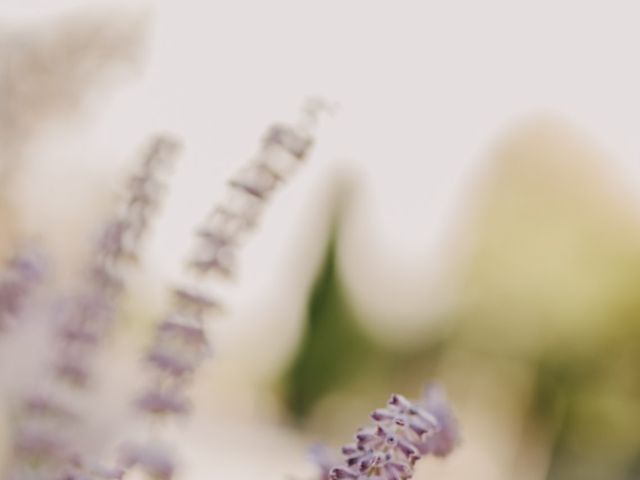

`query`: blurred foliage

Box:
[455,121,640,479]
[281,235,376,419]
[281,224,450,421]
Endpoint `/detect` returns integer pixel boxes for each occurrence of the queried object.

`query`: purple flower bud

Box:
[172,287,221,314]
[0,243,48,327]
[388,394,413,411]
[24,393,76,420]
[58,320,100,345]
[341,445,358,456]
[146,348,199,377]
[370,409,396,422]
[329,467,359,480]
[229,162,281,200]
[14,424,69,461]
[189,242,235,277]
[54,356,90,387]
[7,244,48,284]
[158,316,209,349]
[200,205,256,242]
[137,389,191,416]
[95,220,131,260]
[415,384,460,457]
[262,124,312,159]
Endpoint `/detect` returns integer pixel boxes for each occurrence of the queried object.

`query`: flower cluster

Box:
[0,243,47,330]
[321,384,459,480]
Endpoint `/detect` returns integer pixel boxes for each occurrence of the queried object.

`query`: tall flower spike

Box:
[115,99,331,480]
[6,135,181,480]
[321,385,459,480]
[52,135,180,389]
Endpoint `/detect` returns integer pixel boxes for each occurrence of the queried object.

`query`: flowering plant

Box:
[0,100,458,480]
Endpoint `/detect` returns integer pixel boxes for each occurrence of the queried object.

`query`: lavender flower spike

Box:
[5,135,181,480]
[120,99,331,480]
[322,384,459,480]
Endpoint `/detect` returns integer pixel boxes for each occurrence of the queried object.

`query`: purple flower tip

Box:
[314,383,459,480]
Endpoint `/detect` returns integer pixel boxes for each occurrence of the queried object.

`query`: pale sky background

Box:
[2,2,640,478]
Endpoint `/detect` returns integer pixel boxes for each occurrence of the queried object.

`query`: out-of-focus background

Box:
[2,1,640,479]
